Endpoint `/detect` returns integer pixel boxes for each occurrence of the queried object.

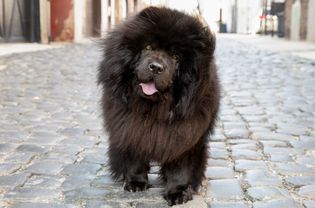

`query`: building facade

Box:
[0,0,142,43]
[284,0,315,41]
[2,0,314,43]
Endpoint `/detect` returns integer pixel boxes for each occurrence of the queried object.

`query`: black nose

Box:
[148,62,164,74]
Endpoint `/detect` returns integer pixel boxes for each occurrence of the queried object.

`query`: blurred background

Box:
[0,0,314,43]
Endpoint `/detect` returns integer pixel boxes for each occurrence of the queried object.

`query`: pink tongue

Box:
[139,82,158,95]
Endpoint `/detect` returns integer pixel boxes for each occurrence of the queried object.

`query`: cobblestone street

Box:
[0,36,314,208]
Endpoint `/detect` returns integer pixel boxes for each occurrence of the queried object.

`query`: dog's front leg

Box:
[161,141,207,206]
[109,147,150,192]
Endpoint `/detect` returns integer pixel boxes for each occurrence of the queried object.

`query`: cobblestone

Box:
[63,187,111,203]
[10,203,76,208]
[207,179,243,200]
[244,170,282,186]
[296,155,315,166]
[208,202,249,208]
[16,144,48,153]
[251,132,297,142]
[0,173,30,187]
[269,154,293,162]
[253,199,303,208]
[304,200,315,208]
[205,167,234,179]
[234,160,267,171]
[25,175,64,190]
[4,187,62,202]
[286,176,315,186]
[231,149,262,160]
[247,186,290,201]
[209,148,229,159]
[61,163,101,177]
[4,152,35,164]
[274,163,314,176]
[26,160,65,175]
[61,176,93,191]
[298,185,315,198]
[224,129,250,138]
[207,159,230,167]
[291,136,315,149]
[1,36,315,207]
[135,202,169,208]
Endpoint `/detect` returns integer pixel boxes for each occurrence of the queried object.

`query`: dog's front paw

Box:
[164,185,193,206]
[124,181,148,192]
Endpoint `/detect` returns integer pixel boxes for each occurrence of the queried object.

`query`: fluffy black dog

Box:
[98,7,220,206]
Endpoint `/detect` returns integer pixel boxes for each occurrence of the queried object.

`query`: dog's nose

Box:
[148,62,164,74]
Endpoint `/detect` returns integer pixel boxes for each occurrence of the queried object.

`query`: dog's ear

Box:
[97,31,135,103]
[173,59,198,118]
[201,27,216,57]
[138,6,155,18]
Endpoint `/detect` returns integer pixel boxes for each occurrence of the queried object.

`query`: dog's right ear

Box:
[97,30,134,104]
[138,6,158,18]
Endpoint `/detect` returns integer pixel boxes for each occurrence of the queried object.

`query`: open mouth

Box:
[139,81,158,95]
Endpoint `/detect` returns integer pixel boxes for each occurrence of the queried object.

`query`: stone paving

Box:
[0,36,314,208]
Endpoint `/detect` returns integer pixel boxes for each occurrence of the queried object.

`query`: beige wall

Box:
[307,0,315,41]
[74,0,84,41]
[39,0,50,43]
[284,0,293,39]
[84,0,94,37]
[285,0,310,41]
[100,0,109,36]
[290,0,301,40]
[299,0,308,40]
[73,0,140,42]
[74,0,94,39]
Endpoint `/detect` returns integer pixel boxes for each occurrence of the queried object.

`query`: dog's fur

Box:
[98,7,220,206]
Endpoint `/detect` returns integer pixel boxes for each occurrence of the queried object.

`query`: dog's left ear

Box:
[202,26,209,34]
[173,59,198,118]
[201,26,216,57]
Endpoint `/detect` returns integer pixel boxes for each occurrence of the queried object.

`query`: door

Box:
[50,0,74,41]
[0,0,40,42]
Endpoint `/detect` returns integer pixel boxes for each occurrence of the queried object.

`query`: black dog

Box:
[98,7,220,206]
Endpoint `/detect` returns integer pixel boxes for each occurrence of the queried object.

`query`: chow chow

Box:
[98,6,220,206]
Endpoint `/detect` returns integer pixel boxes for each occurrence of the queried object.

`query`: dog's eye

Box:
[173,54,180,62]
[145,45,152,50]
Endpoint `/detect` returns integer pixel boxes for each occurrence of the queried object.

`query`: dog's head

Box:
[135,43,179,100]
[98,7,215,116]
